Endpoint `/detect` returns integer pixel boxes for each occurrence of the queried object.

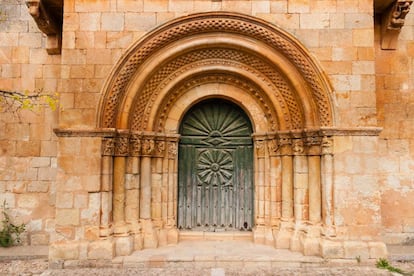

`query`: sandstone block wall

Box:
[0,0,59,245]
[375,10,414,244]
[0,0,413,253]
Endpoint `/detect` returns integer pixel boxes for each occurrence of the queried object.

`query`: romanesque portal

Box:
[93,11,338,254]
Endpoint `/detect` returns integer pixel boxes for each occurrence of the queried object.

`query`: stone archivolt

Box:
[98,12,334,131]
[77,12,387,259]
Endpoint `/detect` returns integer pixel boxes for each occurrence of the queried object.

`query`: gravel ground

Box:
[1,259,413,276]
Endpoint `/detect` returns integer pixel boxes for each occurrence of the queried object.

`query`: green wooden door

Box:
[178,99,253,231]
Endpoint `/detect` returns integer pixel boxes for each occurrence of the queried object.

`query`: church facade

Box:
[1,0,413,264]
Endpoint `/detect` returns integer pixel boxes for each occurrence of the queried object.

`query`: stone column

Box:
[306,134,322,223]
[267,135,282,227]
[253,136,266,226]
[151,135,165,229]
[253,135,266,244]
[166,135,179,244]
[100,137,115,237]
[275,134,293,249]
[113,134,129,235]
[280,136,293,220]
[321,136,334,235]
[125,133,141,233]
[292,138,308,223]
[140,134,157,248]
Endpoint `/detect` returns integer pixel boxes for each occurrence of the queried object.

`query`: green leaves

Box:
[0,201,26,247]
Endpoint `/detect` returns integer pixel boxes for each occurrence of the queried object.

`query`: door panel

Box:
[178,100,253,231]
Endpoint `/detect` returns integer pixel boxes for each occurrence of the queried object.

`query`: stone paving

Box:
[1,242,414,276]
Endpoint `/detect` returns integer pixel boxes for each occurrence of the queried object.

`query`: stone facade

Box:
[0,0,413,264]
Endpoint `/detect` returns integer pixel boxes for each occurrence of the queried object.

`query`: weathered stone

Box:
[87,239,114,260]
[320,240,344,259]
[344,241,369,260]
[115,236,134,256]
[49,242,80,260]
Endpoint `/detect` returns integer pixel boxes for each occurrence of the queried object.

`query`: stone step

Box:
[179,231,253,241]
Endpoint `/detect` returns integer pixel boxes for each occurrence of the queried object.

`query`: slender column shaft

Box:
[321,153,334,226]
[125,157,140,225]
[113,156,126,224]
[100,155,113,230]
[270,156,282,226]
[140,156,152,219]
[151,157,163,227]
[308,155,321,223]
[293,154,308,222]
[281,155,293,219]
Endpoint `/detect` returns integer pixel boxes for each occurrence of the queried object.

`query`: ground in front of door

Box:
[1,242,414,275]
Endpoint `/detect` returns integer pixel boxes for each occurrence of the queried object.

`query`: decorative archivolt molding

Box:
[98,12,334,131]
[381,0,413,50]
[152,73,281,132]
[130,49,301,131]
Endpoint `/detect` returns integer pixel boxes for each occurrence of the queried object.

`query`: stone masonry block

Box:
[344,241,369,260]
[49,242,80,260]
[320,240,344,259]
[87,239,114,260]
[115,236,134,256]
[56,209,79,226]
[369,242,387,259]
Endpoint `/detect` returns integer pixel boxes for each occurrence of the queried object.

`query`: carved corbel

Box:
[381,0,413,50]
[26,0,62,54]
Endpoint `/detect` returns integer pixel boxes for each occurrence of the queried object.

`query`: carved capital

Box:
[154,136,166,158]
[381,0,413,50]
[114,136,129,156]
[167,141,178,159]
[129,134,141,157]
[267,138,280,156]
[102,138,115,156]
[141,137,155,156]
[321,136,333,155]
[253,135,267,158]
[292,139,305,155]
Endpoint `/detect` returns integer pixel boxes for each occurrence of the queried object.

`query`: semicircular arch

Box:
[97,12,335,131]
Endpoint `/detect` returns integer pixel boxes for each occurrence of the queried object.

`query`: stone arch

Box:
[97,12,335,131]
[96,12,338,256]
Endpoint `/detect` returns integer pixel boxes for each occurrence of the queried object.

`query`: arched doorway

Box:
[94,11,337,256]
[178,99,254,231]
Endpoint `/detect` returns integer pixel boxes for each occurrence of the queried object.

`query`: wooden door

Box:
[178,99,253,231]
